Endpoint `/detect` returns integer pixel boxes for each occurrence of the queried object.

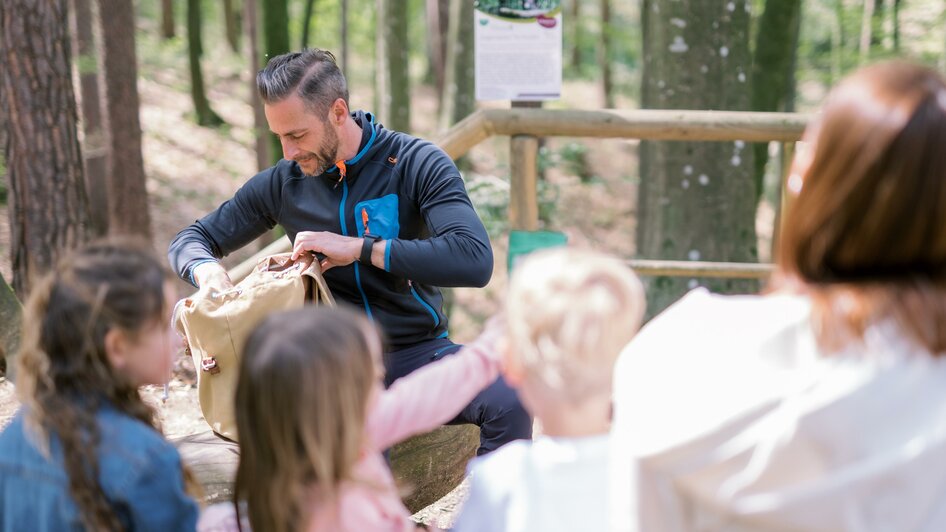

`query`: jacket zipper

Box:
[339,177,373,318]
[408,280,440,328]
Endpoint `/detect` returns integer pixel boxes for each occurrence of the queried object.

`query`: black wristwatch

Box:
[360,234,382,265]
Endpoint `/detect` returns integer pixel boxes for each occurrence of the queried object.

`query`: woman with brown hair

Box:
[0,239,198,531]
[610,61,946,532]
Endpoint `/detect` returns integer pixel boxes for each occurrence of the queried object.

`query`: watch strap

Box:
[360,235,381,265]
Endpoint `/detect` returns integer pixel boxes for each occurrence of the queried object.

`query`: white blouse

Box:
[610,288,946,532]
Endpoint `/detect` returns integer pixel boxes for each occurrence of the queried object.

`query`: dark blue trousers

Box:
[384,337,532,455]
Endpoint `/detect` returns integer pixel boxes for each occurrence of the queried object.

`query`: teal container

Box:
[507,230,568,272]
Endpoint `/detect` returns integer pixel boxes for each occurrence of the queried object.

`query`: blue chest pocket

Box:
[355,194,400,240]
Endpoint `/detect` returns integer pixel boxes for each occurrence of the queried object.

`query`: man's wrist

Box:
[360,235,381,265]
[191,260,221,287]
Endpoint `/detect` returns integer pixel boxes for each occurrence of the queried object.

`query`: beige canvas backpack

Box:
[174,253,334,440]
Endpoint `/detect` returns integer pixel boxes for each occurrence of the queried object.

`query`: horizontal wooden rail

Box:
[220,109,805,284]
[626,259,774,279]
[437,108,809,159]
[223,239,775,285]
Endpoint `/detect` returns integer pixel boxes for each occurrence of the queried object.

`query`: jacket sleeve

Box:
[168,165,284,286]
[385,143,493,287]
[365,339,502,451]
[118,444,199,532]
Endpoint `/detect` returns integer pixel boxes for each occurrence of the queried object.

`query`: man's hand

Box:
[291,231,362,271]
[193,261,234,294]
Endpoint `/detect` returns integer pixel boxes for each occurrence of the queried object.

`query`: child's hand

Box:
[469,314,507,358]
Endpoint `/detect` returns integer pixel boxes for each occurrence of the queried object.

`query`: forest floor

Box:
[0,29,645,527]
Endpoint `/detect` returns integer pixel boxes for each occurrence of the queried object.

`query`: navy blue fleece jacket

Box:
[168,111,493,347]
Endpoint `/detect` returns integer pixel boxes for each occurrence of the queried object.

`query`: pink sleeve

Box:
[365,343,502,450]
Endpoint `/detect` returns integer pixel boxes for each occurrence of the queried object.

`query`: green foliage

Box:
[538,141,593,182]
[465,172,558,237]
[563,2,639,102]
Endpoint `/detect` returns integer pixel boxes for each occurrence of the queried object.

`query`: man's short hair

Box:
[256,49,349,118]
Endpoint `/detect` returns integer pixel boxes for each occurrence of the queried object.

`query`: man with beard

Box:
[168,49,531,456]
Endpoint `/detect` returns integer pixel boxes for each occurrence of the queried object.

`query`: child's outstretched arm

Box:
[366,318,504,451]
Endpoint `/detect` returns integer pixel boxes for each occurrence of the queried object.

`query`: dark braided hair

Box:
[16,238,174,531]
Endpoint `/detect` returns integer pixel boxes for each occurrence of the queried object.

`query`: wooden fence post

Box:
[772,141,795,261]
[509,102,541,231]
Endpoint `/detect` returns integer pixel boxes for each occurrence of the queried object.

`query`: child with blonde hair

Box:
[197,305,505,532]
[0,239,199,531]
[453,247,645,532]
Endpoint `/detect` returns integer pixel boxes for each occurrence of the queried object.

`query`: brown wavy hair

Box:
[15,238,174,531]
[234,306,380,532]
[777,61,946,353]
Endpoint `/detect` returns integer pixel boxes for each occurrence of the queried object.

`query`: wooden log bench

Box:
[174,423,479,513]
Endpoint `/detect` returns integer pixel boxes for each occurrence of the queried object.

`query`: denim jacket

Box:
[0,407,198,531]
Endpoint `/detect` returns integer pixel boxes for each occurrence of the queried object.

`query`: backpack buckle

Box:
[201,356,220,375]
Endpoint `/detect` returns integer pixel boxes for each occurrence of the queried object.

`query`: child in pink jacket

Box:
[198,306,504,532]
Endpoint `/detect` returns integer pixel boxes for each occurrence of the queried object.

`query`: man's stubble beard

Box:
[298,121,340,178]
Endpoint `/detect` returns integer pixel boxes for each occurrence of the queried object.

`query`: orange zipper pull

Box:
[334,160,347,189]
[362,208,370,235]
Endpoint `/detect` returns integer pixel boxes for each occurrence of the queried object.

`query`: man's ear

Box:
[330,98,348,126]
[103,328,128,371]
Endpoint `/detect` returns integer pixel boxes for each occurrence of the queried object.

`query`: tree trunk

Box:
[638,0,757,316]
[188,0,224,126]
[832,0,844,82]
[599,0,613,108]
[568,0,581,74]
[340,0,349,79]
[376,0,411,132]
[162,0,175,38]
[262,0,289,161]
[70,0,109,237]
[244,0,270,170]
[97,0,153,239]
[224,0,241,52]
[439,0,474,132]
[893,0,901,51]
[425,0,450,110]
[1,0,90,298]
[750,0,802,204]
[859,0,875,63]
[300,0,316,49]
[0,271,22,382]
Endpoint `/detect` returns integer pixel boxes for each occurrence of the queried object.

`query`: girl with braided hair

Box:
[0,238,198,531]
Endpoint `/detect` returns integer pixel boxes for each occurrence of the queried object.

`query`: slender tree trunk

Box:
[639,0,757,315]
[425,0,450,110]
[376,0,411,132]
[750,0,802,204]
[439,0,474,132]
[71,0,109,236]
[245,0,270,170]
[224,0,241,52]
[1,0,90,297]
[893,0,901,51]
[859,0,876,63]
[598,0,613,108]
[262,0,289,161]
[832,0,844,82]
[569,0,581,73]
[188,0,224,126]
[301,0,316,49]
[341,0,349,79]
[162,0,175,38]
[97,0,152,239]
